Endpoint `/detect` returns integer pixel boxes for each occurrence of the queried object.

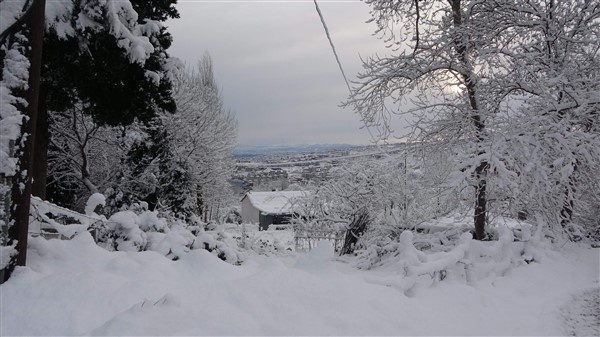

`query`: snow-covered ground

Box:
[1,231,598,336]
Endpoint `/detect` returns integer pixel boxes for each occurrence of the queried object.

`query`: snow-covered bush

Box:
[354,222,552,294]
[84,193,106,216]
[192,231,245,265]
[145,221,196,261]
[106,211,148,252]
[89,196,244,264]
[136,208,168,233]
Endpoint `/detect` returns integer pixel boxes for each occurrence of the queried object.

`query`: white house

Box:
[240,191,307,230]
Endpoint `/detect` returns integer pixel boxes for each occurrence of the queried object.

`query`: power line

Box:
[313,0,393,157]
[312,0,352,93]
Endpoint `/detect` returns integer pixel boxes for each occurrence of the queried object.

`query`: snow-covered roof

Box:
[243,191,307,214]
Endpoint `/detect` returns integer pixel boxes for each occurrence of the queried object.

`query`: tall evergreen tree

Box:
[37,0,179,202]
[1,0,180,282]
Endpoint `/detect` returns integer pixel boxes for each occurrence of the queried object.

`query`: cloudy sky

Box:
[166,0,403,146]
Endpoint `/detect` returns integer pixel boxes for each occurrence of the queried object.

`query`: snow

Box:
[1,231,598,336]
[29,197,91,238]
[0,32,29,176]
[561,287,600,337]
[295,240,335,271]
[85,193,106,217]
[0,0,26,34]
[45,1,76,38]
[107,211,147,251]
[45,0,162,63]
[244,190,307,214]
[0,242,17,270]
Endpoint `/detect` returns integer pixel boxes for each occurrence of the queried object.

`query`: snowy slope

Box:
[1,232,598,336]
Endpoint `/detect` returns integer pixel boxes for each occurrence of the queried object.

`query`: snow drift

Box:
[1,229,597,336]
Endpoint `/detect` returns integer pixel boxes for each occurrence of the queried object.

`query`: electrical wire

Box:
[312,0,392,157]
[312,0,351,93]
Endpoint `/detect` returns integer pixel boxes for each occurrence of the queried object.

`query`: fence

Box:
[294,229,346,252]
[29,196,104,240]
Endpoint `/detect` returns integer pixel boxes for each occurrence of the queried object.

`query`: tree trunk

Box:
[32,86,48,199]
[474,162,488,240]
[560,163,577,229]
[560,186,574,226]
[340,210,369,255]
[3,0,46,284]
[79,131,98,194]
[451,0,488,240]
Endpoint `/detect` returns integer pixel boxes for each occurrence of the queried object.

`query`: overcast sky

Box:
[166,0,403,146]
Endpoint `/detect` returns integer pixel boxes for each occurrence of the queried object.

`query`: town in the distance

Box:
[232,143,404,195]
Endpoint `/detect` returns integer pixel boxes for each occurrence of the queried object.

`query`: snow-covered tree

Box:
[98,118,193,217]
[34,0,180,199]
[346,0,599,240]
[293,146,462,255]
[0,0,179,282]
[45,105,129,210]
[492,0,600,238]
[346,0,517,239]
[44,53,238,222]
[166,53,237,221]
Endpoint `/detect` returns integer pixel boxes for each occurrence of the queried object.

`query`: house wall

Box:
[241,197,259,224]
[259,213,293,231]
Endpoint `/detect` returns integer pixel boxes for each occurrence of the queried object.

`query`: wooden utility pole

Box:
[2,0,46,284]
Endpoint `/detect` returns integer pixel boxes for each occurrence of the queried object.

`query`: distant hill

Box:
[233,144,357,156]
